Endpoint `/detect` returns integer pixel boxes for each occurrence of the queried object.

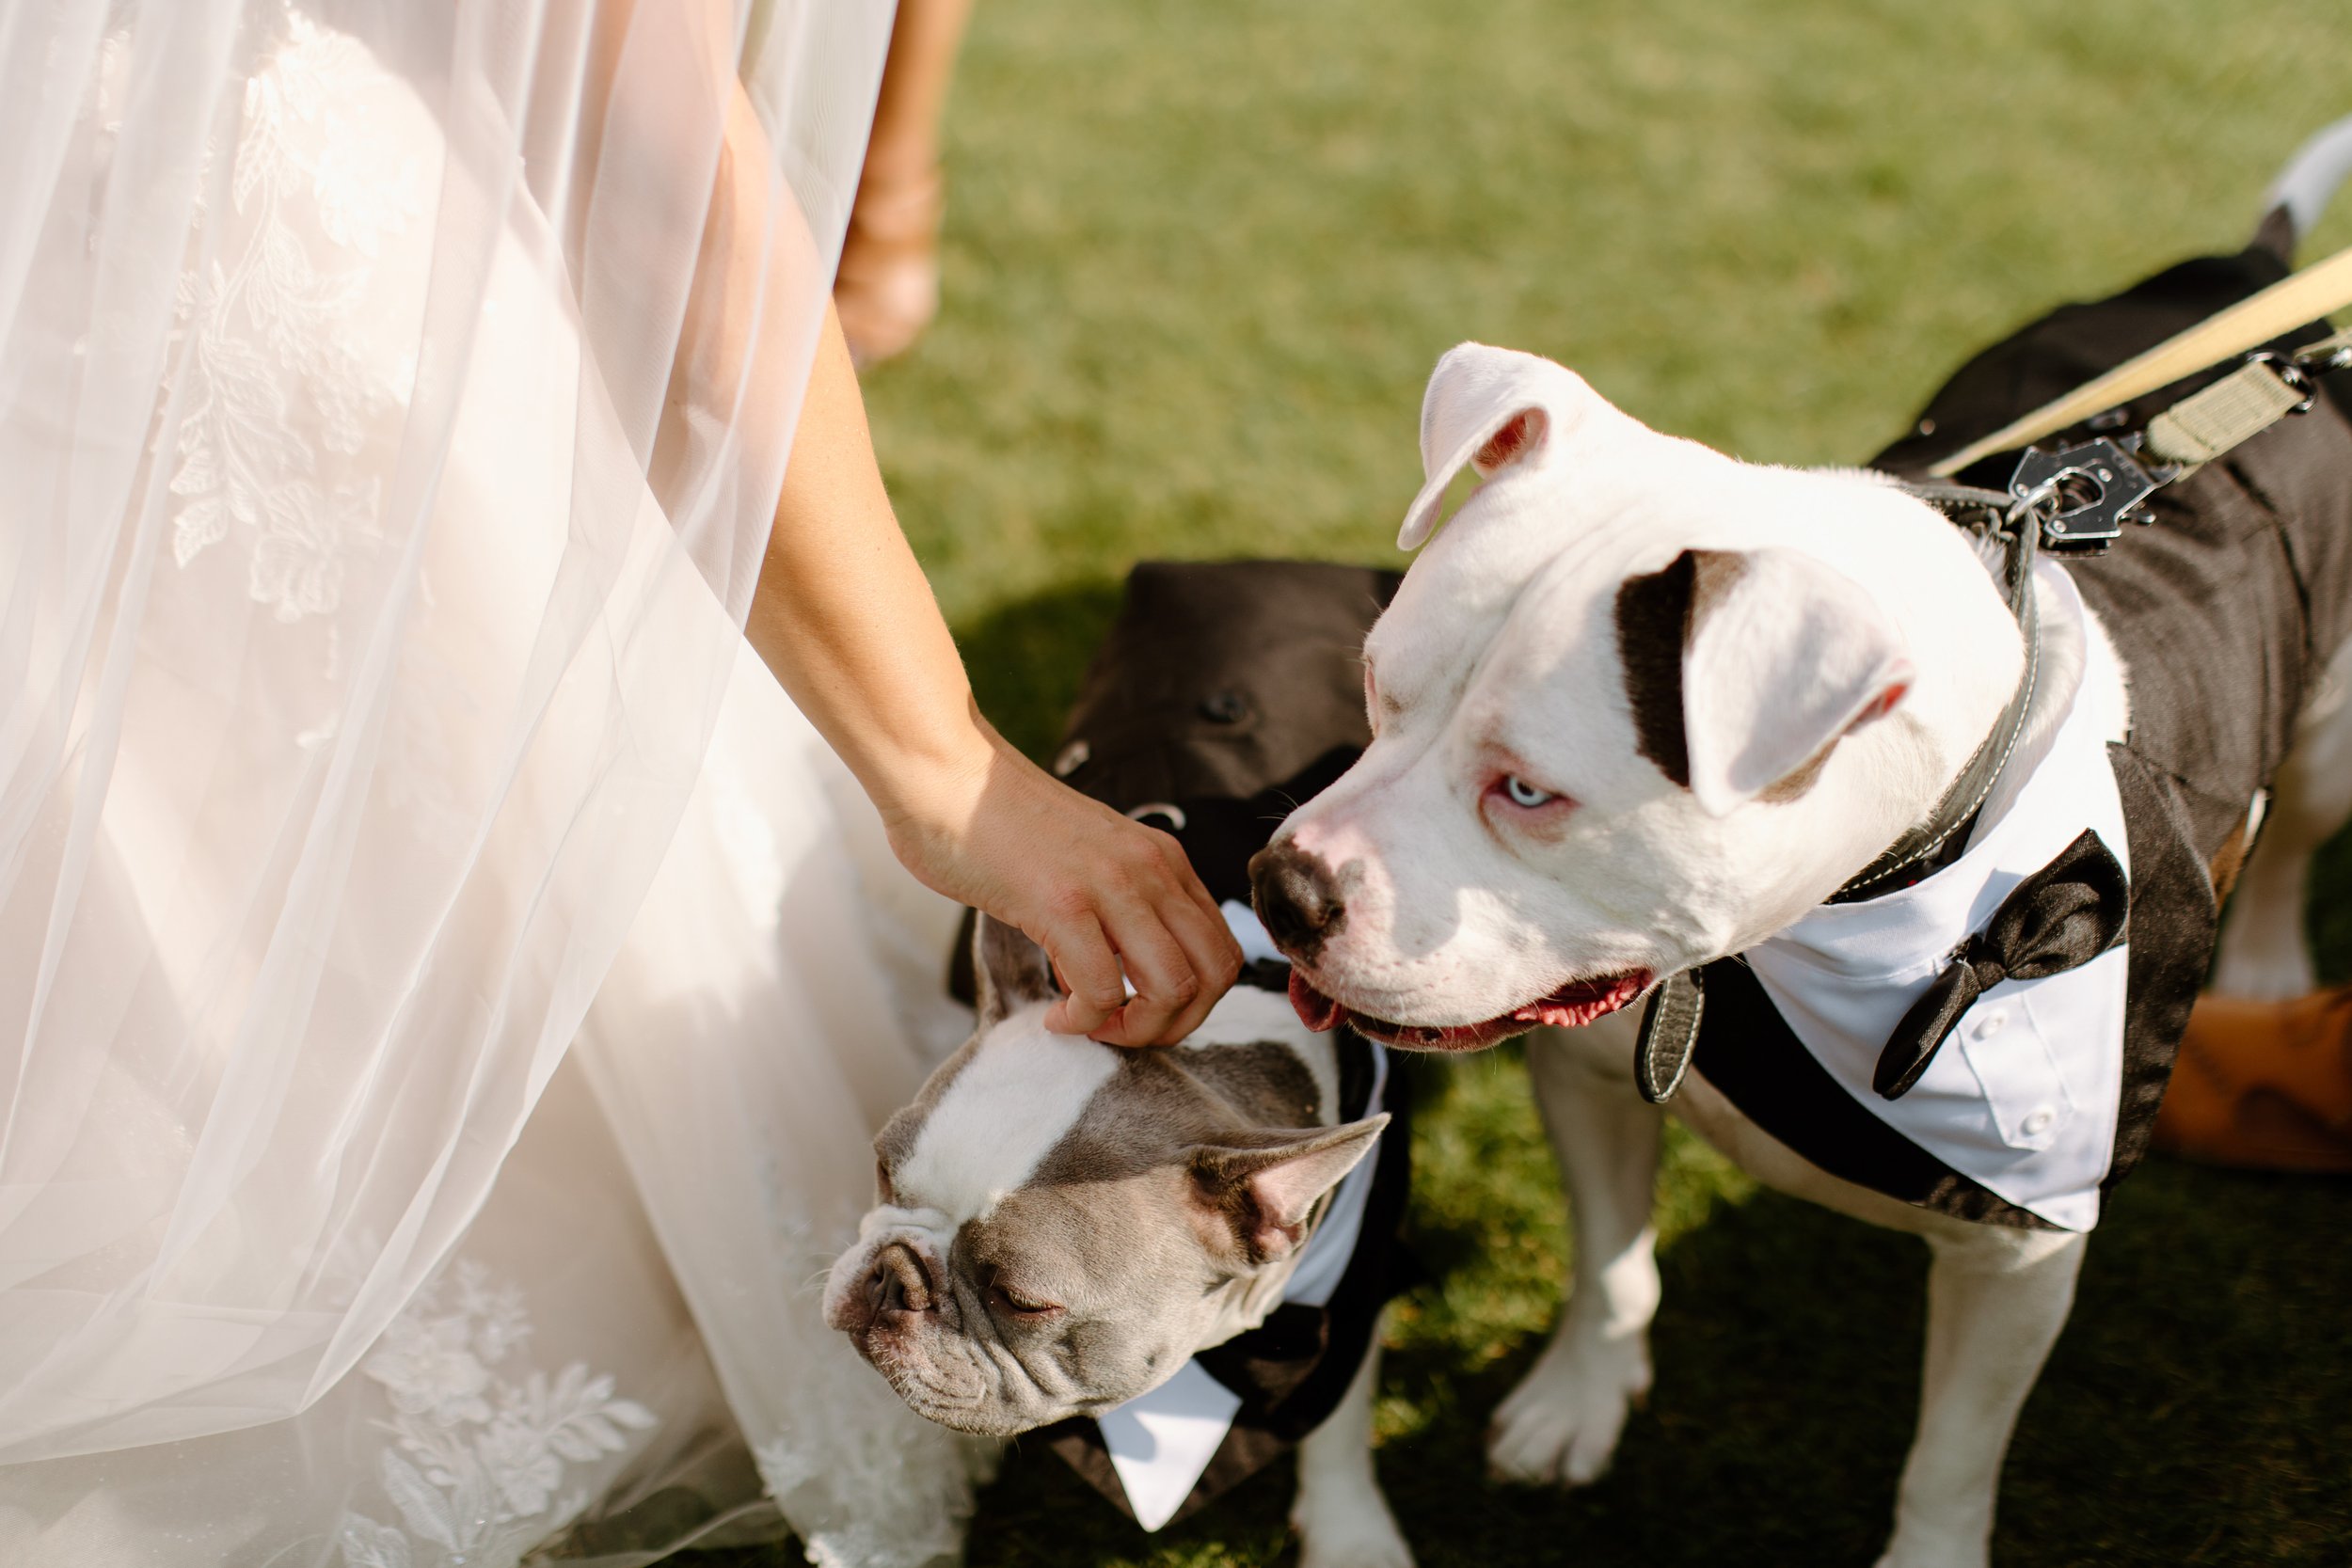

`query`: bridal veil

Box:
[0,2,979,1562]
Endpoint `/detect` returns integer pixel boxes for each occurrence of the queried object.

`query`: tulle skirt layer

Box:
[0,642,985,1568]
[1,5,982,1562]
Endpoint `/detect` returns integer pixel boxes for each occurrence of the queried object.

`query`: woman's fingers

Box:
[1039,911,1127,1037]
[1049,830,1243,1047]
[1126,837,1244,1042]
[881,736,1245,1044]
[1084,890,1205,1047]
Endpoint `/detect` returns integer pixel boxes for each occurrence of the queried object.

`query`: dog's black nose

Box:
[861,1243,936,1331]
[1249,841,1346,959]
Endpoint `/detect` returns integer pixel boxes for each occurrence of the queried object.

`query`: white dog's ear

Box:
[1615,547,1913,816]
[1189,1115,1389,1263]
[974,914,1058,1029]
[1398,342,1594,549]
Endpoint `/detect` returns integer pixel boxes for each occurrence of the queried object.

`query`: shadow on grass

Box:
[1406,1161,2352,1568]
[961,1118,2352,1568]
[954,578,1128,764]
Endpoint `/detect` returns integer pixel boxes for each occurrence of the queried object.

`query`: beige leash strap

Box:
[1928,243,2352,478]
[2143,327,2352,466]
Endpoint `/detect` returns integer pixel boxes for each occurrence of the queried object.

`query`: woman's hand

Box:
[879,722,1243,1045]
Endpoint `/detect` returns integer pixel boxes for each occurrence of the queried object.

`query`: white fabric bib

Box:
[1744,562,2130,1231]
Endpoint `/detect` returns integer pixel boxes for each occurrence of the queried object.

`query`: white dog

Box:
[1253,126,2352,1567]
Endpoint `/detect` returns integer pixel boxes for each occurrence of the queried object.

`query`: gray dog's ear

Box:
[1614,546,1915,816]
[974,914,1058,1029]
[1188,1114,1389,1264]
[1398,342,1598,550]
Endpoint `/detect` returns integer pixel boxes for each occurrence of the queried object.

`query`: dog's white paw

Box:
[1871,1512,1994,1568]
[1292,1481,1414,1568]
[1485,1329,1651,1488]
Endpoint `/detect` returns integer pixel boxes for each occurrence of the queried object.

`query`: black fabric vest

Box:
[1694,244,2352,1227]
[990,561,1418,1526]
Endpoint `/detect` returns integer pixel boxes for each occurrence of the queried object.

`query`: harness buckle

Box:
[2006,436,2166,553]
[2248,352,2324,418]
[2290,334,2352,378]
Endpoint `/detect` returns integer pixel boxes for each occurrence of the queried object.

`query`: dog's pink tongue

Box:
[1288,970,1347,1033]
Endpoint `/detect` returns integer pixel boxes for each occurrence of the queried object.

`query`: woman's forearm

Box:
[707,78,1239,1046]
[692,83,988,821]
[743,305,993,816]
[744,304,1240,1046]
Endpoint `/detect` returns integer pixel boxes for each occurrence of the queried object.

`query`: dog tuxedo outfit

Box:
[977,561,1419,1528]
[1664,240,2352,1232]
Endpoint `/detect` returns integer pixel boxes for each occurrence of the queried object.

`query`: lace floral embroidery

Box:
[744,1216,986,1568]
[168,7,422,622]
[337,1260,657,1568]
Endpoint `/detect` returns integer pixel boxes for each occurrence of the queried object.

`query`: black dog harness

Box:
[1637,242,2352,1229]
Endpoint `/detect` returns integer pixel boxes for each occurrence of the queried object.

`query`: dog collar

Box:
[1831,480,2042,903]
[1636,472,2052,1103]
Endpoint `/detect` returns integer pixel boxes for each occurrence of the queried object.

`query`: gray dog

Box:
[828,560,1418,1565]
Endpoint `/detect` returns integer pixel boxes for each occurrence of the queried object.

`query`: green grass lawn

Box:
[760,2,2352,1562]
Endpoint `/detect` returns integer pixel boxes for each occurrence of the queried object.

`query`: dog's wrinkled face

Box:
[824,917,1385,1435]
[1255,343,2018,1050]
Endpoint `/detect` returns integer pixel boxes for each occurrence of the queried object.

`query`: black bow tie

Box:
[1873,828,2130,1100]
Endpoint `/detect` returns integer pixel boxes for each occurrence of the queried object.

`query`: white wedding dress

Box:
[0,5,985,1564]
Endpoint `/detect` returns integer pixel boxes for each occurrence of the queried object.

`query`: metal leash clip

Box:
[2247,352,2325,418]
[2292,332,2352,377]
[2260,332,2352,418]
[2006,435,2168,553]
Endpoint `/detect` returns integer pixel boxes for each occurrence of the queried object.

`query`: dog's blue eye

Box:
[1501,775,1555,809]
